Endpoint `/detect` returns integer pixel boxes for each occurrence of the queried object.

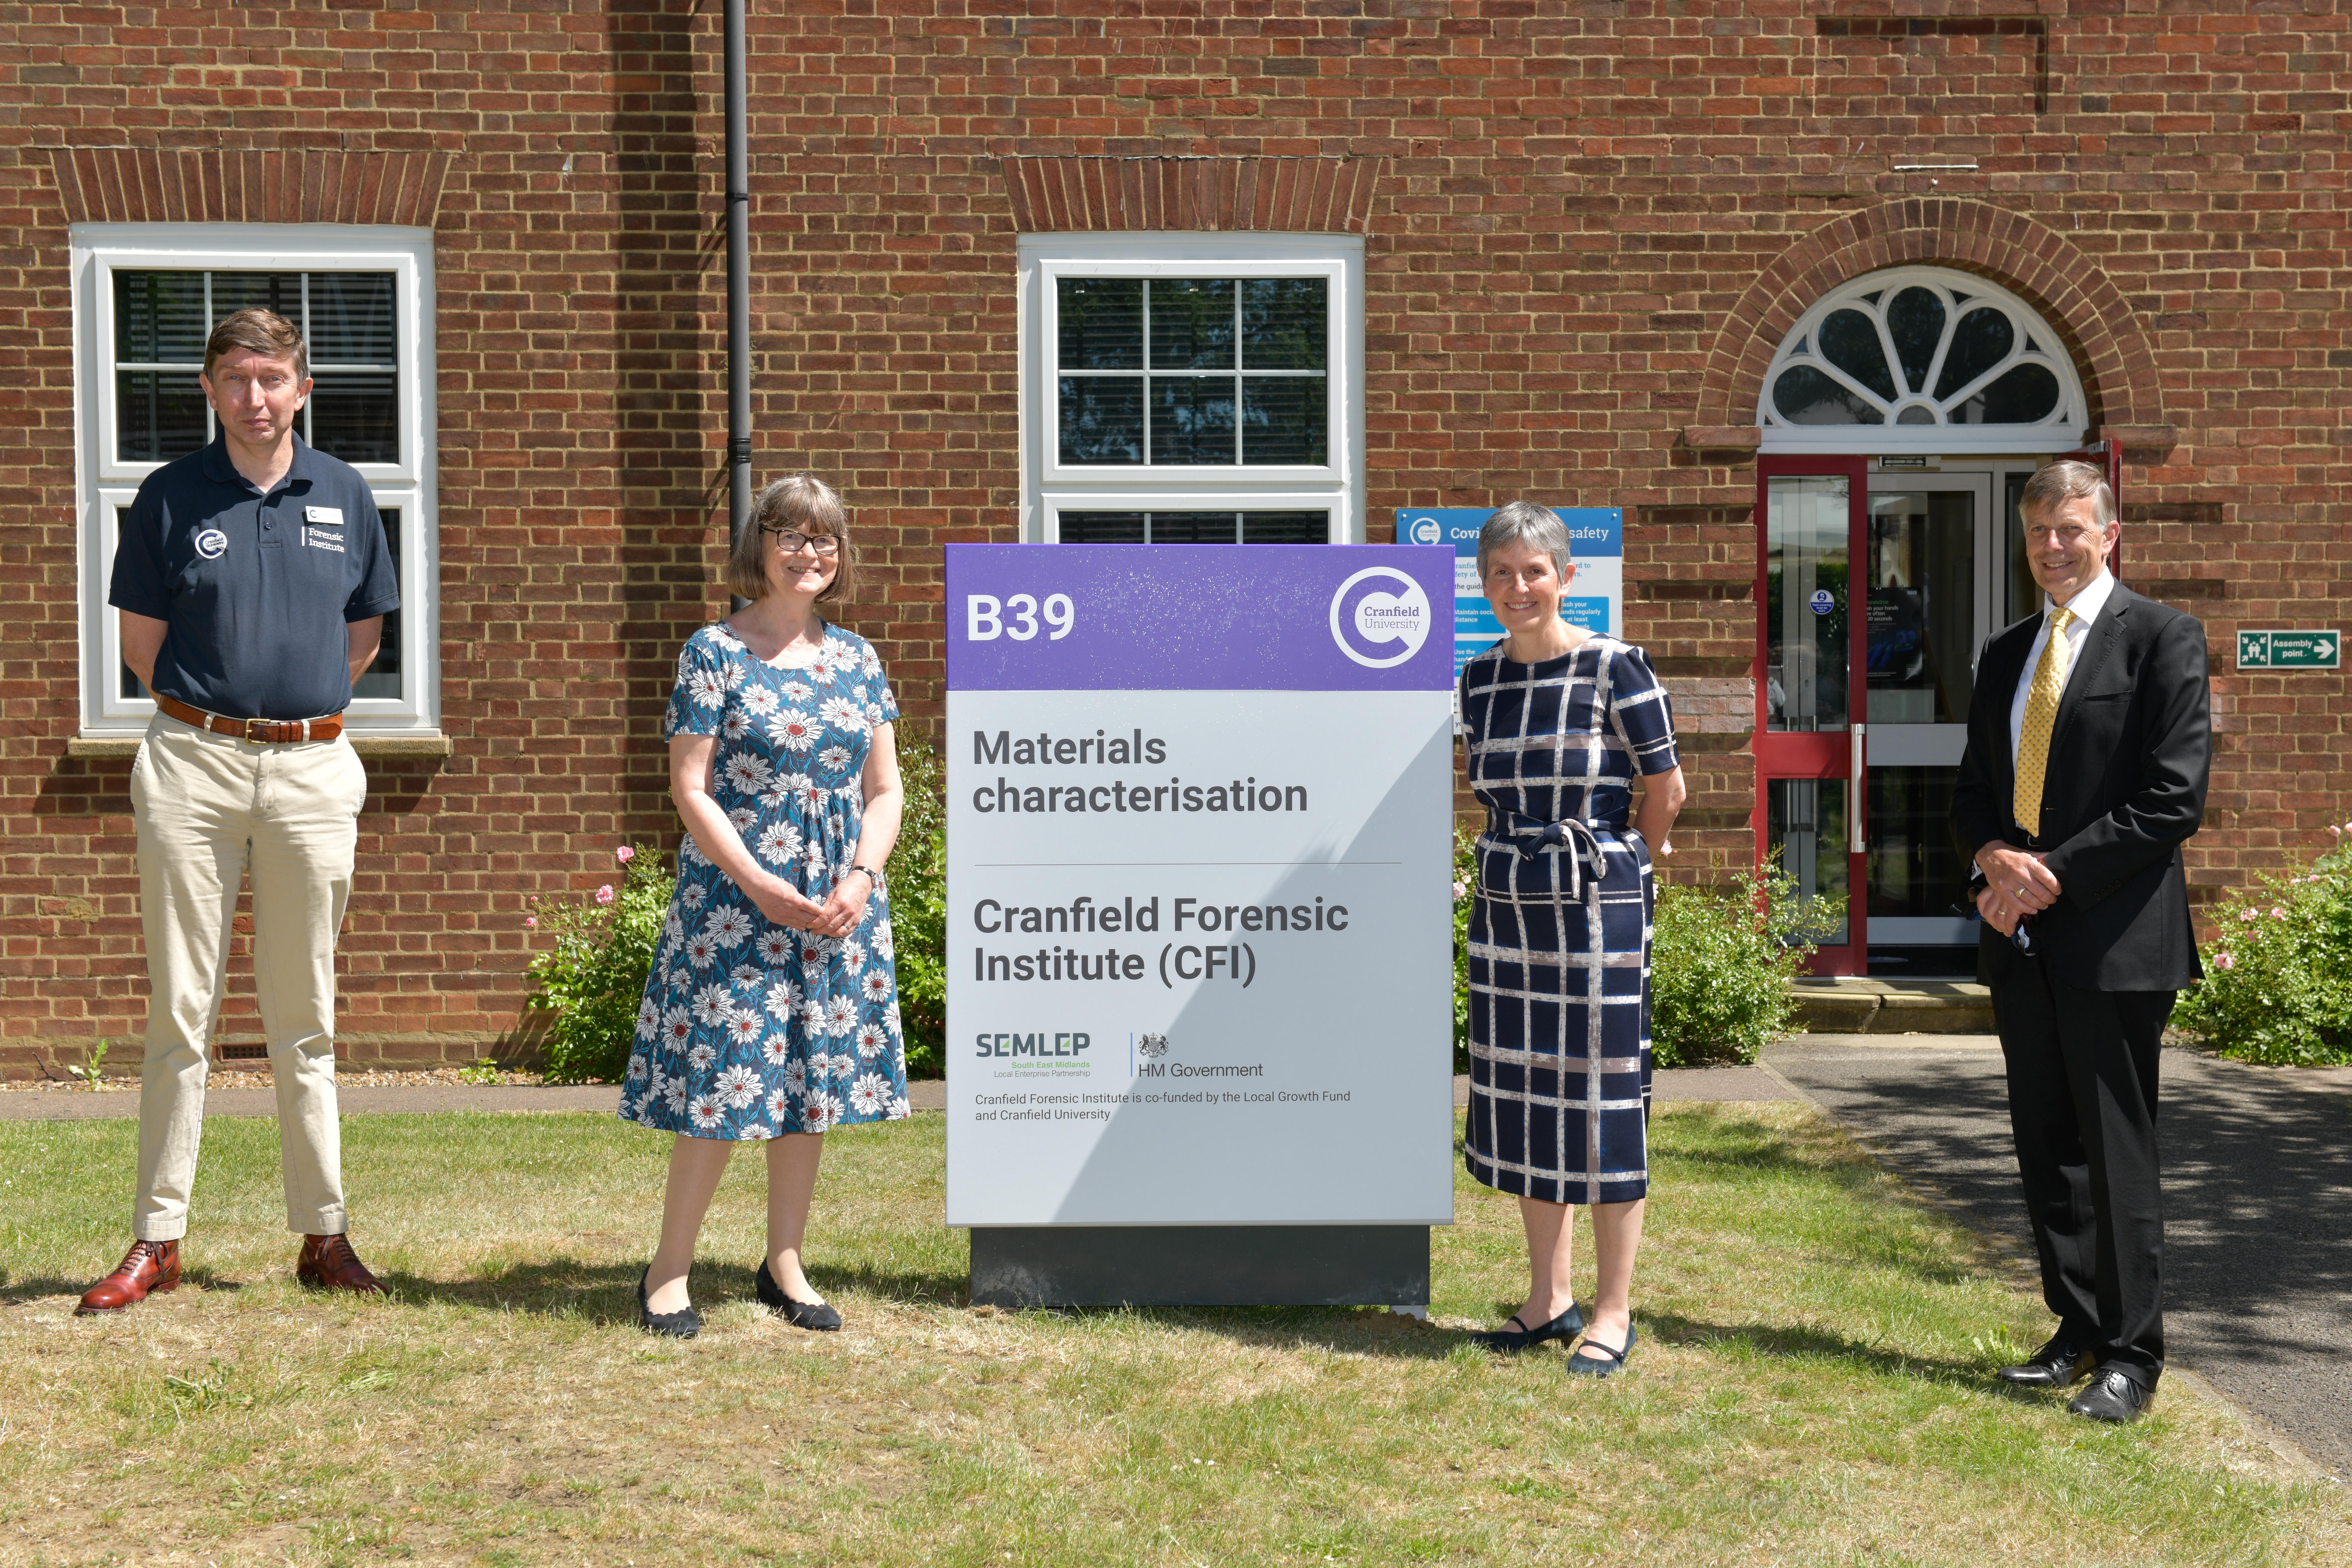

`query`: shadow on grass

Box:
[1641,1308,1989,1384]
[2,1267,245,1305]
[374,1258,971,1324]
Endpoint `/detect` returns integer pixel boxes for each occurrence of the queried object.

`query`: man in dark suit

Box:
[1952,458,2211,1424]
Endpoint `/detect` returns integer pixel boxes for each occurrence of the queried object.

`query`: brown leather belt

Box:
[154,693,343,744]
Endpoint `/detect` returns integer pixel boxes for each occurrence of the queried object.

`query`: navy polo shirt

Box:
[109,435,401,721]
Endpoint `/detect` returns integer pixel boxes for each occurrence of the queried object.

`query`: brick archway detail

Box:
[44,146,453,226]
[999,156,1385,234]
[1686,200,2169,446]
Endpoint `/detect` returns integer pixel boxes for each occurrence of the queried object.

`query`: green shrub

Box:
[1649,857,1836,1067]
[891,740,948,1080]
[523,743,952,1084]
[2171,827,2352,1066]
[525,843,674,1084]
[1451,834,1834,1071]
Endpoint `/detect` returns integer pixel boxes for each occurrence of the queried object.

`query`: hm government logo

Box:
[1329,566,1432,669]
[1137,1032,1170,1060]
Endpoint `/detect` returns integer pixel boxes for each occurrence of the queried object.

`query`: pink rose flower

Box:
[596,885,616,905]
[617,845,636,864]
[525,915,537,929]
[2215,951,2234,970]
[2270,906,2287,919]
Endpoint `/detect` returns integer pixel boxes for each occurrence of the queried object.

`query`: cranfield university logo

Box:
[1406,515,1443,546]
[1328,566,1432,669]
[194,528,229,560]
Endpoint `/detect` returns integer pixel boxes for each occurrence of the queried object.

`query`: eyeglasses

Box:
[759,526,841,557]
[2024,524,2102,546]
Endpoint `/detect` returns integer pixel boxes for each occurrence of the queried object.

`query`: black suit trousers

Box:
[1991,957,2174,1387]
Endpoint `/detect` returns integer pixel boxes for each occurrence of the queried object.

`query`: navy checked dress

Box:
[1462,635,1680,1205]
[618,622,911,1140]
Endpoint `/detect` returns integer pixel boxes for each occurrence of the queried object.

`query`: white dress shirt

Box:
[2008,568,2116,764]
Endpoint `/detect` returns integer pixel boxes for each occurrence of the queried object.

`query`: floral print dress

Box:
[619,622,910,1138]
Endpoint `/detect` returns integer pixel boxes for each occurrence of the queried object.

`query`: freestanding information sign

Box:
[945,544,1457,1308]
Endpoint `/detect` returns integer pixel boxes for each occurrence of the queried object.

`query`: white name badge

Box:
[304,506,344,526]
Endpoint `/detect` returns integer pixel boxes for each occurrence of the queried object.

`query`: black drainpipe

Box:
[725,0,752,604]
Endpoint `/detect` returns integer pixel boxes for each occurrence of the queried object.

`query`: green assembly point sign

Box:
[2236,629,2340,670]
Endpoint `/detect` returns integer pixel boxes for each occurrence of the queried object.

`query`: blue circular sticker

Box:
[1809,588,1835,616]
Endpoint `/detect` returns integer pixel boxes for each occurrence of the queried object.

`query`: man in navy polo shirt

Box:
[80,308,401,1314]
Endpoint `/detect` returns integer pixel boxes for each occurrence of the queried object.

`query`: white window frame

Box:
[1018,232,1365,542]
[1758,265,2088,456]
[69,222,440,739]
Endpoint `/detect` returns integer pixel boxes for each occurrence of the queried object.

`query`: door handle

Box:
[1850,723,1865,853]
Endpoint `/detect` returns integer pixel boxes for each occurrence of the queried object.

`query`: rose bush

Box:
[2171,824,2352,1066]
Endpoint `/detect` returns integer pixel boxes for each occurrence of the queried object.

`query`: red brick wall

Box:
[2,1,2346,1074]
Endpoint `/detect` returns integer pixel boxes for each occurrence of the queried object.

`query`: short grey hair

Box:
[2018,459,2117,531]
[1476,501,1574,584]
[727,473,852,604]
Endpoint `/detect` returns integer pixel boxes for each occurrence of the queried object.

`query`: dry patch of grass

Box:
[0,1104,2342,1566]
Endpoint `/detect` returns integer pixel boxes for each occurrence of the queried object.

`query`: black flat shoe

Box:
[755,1259,842,1331]
[637,1267,700,1339]
[1997,1330,2095,1389]
[2067,1368,2155,1424]
[1476,1301,1584,1353]
[1566,1322,1637,1378]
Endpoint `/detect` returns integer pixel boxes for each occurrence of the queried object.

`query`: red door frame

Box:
[1753,455,1870,976]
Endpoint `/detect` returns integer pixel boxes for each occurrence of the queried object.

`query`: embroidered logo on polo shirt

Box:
[194,528,228,559]
[303,527,346,553]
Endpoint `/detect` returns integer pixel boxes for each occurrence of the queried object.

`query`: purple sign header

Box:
[946,544,1456,692]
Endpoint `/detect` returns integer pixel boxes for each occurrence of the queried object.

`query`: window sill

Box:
[67,732,455,760]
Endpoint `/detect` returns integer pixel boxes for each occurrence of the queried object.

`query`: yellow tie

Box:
[2013,605,2077,835]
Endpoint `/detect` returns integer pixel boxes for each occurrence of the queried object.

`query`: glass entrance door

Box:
[1863,472,1993,974]
[1756,457,1866,973]
[1757,462,1998,977]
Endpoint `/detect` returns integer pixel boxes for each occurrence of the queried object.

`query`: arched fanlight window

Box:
[1757,267,2087,453]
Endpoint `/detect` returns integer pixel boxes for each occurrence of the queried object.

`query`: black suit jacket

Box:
[1952,582,2212,991]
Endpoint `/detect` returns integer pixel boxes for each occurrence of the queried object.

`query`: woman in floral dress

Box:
[623,473,908,1337]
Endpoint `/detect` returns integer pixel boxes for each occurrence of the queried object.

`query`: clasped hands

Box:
[1975,843,2061,937]
[750,871,870,940]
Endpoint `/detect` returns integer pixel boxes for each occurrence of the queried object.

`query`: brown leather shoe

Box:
[296,1233,385,1296]
[77,1239,181,1315]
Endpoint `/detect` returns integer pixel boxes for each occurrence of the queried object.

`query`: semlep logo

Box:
[1329,566,1432,668]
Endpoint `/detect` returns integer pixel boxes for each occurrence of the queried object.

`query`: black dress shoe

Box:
[1997,1331,2095,1389]
[637,1267,700,1340]
[2068,1368,2155,1424]
[755,1259,842,1331]
[1475,1301,1584,1353]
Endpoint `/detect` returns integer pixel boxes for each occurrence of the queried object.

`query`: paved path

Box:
[1767,1034,2352,1479]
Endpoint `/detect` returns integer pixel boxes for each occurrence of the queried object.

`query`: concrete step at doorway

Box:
[1787,977,1993,1034]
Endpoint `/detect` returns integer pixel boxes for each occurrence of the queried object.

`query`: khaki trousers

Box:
[129,714,368,1241]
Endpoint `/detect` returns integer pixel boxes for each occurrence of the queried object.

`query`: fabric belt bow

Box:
[1494,810,1610,902]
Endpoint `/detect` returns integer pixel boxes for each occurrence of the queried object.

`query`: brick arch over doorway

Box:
[1682,199,2173,449]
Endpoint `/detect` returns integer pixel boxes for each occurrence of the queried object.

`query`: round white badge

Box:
[1808,588,1835,615]
[1329,566,1433,669]
[194,528,228,560]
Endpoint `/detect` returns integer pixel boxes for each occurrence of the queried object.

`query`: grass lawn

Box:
[1,1104,2343,1567]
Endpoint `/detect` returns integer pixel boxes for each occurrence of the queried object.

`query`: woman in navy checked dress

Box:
[1462,502,1686,1375]
[625,474,909,1339]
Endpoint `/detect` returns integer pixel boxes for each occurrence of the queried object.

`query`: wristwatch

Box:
[847,865,880,887]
